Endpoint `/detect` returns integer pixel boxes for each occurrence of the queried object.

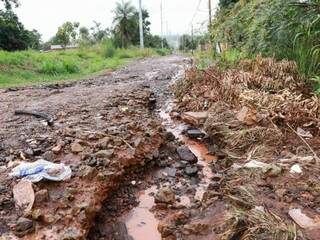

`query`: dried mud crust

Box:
[172,56,320,240]
[0,56,187,239]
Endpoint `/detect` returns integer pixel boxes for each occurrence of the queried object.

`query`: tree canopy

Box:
[0,9,41,51]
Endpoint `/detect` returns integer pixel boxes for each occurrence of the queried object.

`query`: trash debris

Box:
[297,127,313,138]
[244,160,268,169]
[290,164,302,174]
[288,209,320,229]
[14,110,54,126]
[9,159,72,183]
[13,179,34,212]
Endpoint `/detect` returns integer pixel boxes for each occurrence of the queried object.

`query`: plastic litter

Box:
[9,159,72,183]
[290,164,302,174]
[244,160,269,169]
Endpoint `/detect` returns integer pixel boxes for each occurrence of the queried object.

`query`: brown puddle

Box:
[121,186,161,240]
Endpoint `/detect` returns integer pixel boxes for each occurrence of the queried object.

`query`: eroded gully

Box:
[113,69,216,240]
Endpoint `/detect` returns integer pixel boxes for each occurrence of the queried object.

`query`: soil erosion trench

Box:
[88,59,217,240]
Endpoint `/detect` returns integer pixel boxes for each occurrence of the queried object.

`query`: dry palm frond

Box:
[222,207,302,240]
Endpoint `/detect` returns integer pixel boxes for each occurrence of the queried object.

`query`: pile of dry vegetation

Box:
[173,56,320,240]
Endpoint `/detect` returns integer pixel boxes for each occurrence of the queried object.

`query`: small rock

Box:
[42,214,55,224]
[43,151,54,161]
[155,187,176,204]
[15,217,34,237]
[24,148,34,157]
[35,189,49,204]
[185,166,198,176]
[165,132,176,141]
[71,143,83,153]
[61,228,83,240]
[79,166,97,180]
[177,146,197,163]
[187,129,205,139]
[31,209,42,220]
[52,145,62,153]
[164,167,177,177]
[181,112,208,125]
[289,208,320,229]
[95,149,114,158]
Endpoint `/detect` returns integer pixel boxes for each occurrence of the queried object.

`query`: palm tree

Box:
[113,1,137,48]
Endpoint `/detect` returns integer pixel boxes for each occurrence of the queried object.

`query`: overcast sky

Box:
[14,0,218,41]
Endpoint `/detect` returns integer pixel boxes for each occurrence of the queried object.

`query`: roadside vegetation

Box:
[185,0,319,91]
[0,44,162,88]
[0,0,171,88]
[211,0,319,82]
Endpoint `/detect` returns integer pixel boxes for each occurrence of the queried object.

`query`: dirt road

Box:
[1,55,211,239]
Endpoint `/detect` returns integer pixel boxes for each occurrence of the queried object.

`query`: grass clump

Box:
[101,40,116,58]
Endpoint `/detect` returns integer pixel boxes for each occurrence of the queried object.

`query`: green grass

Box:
[0,44,161,88]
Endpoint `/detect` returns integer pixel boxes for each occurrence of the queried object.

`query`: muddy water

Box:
[121,186,161,240]
[122,98,215,239]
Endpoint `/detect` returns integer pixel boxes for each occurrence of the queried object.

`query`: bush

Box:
[211,0,320,78]
[117,51,131,59]
[102,40,116,58]
[62,60,80,74]
[155,48,168,56]
[40,60,80,75]
[40,60,64,75]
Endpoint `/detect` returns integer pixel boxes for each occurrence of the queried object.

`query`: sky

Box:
[14,0,218,41]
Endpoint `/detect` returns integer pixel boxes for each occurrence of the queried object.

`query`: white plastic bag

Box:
[9,159,72,183]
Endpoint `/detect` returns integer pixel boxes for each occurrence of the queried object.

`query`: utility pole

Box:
[191,24,194,55]
[138,0,144,49]
[161,0,164,49]
[208,0,212,28]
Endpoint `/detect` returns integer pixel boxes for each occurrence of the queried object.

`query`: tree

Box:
[1,0,19,10]
[91,21,109,42]
[113,1,136,48]
[26,29,41,49]
[53,22,79,47]
[218,0,238,9]
[145,35,169,49]
[0,9,40,51]
[79,26,91,43]
[179,34,196,51]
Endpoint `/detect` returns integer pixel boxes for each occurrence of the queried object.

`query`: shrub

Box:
[62,60,80,74]
[117,51,131,59]
[40,60,64,75]
[102,40,116,58]
[40,60,80,75]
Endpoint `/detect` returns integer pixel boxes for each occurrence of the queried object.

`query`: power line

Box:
[190,0,203,25]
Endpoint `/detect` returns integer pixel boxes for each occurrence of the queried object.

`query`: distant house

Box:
[49,44,78,51]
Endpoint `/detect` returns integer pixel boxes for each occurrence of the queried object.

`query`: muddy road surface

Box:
[0,56,221,240]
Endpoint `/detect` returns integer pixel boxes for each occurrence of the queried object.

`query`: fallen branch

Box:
[14,110,54,126]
